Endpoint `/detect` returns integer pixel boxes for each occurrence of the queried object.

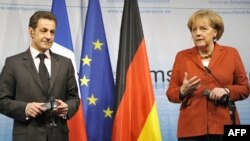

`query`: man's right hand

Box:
[25,102,46,119]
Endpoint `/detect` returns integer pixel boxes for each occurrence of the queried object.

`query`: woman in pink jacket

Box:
[166,9,250,141]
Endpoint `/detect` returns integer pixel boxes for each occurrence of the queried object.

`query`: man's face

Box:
[29,18,56,52]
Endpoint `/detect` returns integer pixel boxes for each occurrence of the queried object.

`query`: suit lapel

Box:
[22,49,44,91]
[208,44,223,69]
[189,47,205,70]
[50,52,60,89]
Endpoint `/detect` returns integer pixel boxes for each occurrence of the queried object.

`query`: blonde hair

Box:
[187,9,224,41]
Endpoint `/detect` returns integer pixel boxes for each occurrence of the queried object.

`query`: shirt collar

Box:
[30,47,51,59]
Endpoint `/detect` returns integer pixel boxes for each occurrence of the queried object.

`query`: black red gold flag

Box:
[112,0,162,140]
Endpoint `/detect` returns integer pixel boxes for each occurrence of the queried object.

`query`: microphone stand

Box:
[49,97,57,127]
[47,79,57,141]
[204,66,236,125]
[47,80,57,127]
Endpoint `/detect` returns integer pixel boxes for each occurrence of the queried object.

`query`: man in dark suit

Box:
[0,11,80,141]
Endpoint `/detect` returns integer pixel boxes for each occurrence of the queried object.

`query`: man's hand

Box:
[53,99,68,119]
[25,102,46,119]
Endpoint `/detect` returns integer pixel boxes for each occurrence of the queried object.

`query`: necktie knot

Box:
[38,53,47,61]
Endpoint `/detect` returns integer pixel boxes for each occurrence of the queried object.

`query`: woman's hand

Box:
[180,72,201,95]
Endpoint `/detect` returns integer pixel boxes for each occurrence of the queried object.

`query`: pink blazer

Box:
[166,43,250,138]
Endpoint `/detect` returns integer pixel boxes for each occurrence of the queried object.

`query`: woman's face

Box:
[191,17,217,48]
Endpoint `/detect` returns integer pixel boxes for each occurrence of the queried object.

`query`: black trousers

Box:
[178,134,223,141]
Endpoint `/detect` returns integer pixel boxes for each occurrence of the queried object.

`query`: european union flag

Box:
[79,0,115,141]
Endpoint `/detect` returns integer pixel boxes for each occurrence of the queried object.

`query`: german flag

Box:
[112,0,162,140]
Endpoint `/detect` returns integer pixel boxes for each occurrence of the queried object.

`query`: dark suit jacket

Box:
[166,43,250,138]
[0,49,80,141]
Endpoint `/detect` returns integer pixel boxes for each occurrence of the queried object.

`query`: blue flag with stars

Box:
[79,0,115,141]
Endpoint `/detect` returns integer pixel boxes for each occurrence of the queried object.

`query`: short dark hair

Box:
[28,11,57,29]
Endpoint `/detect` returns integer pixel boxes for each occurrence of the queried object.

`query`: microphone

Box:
[204,66,236,124]
[204,66,228,92]
[203,66,229,105]
[44,78,57,110]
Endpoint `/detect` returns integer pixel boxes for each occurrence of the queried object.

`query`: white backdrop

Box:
[0,0,250,141]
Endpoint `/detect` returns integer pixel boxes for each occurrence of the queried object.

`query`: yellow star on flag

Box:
[82,55,92,66]
[87,94,98,105]
[103,107,113,118]
[80,75,90,86]
[93,39,103,50]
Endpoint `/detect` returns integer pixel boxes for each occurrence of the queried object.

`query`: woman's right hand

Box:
[180,72,201,95]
